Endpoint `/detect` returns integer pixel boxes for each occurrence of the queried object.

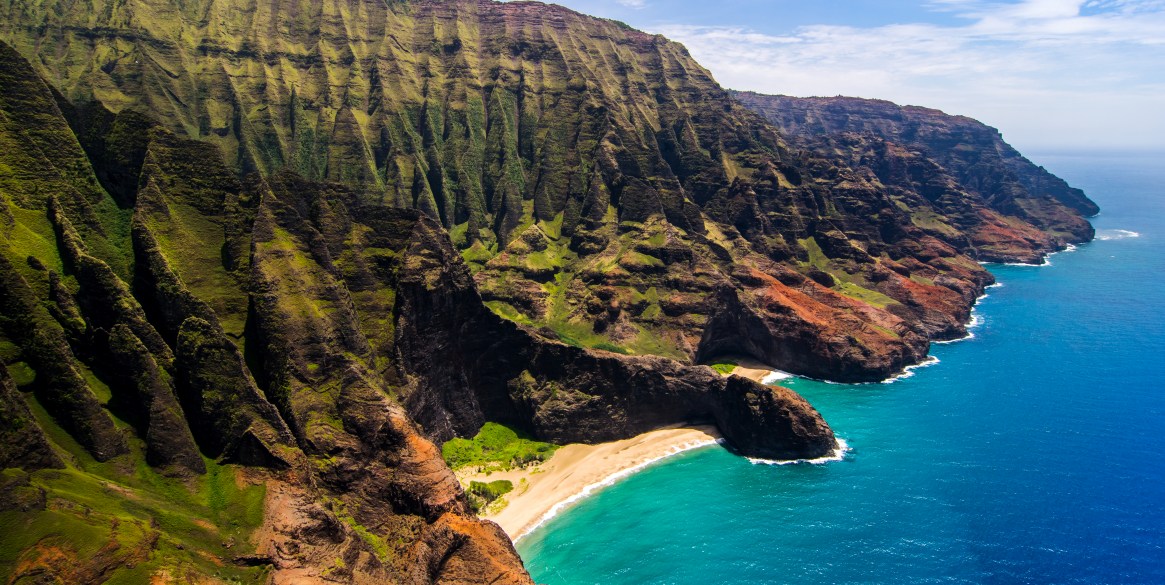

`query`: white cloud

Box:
[653,0,1165,150]
[616,0,648,8]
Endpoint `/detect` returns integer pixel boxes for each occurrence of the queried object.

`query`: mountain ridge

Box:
[0,31,832,582]
[730,90,1098,232]
[0,0,1095,582]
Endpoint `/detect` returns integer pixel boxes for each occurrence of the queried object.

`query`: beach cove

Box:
[460,426,723,540]
[460,360,785,540]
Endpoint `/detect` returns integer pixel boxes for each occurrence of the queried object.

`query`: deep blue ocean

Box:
[518,152,1165,584]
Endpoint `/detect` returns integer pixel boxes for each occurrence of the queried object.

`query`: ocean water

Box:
[518,152,1165,584]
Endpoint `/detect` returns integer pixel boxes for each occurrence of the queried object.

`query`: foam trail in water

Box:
[1096,229,1141,241]
[748,438,850,466]
[514,438,724,542]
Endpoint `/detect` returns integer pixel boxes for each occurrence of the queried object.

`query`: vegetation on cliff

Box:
[440,421,559,473]
[0,0,1096,582]
[0,0,1099,382]
[730,91,1097,259]
[467,480,515,514]
[710,361,738,375]
[0,0,1096,382]
[442,422,559,472]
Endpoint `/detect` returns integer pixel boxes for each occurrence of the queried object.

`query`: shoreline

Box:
[461,358,797,542]
[471,269,1007,544]
[459,425,723,541]
[467,356,858,542]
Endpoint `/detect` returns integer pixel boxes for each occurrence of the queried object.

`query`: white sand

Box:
[459,425,723,540]
[456,358,794,540]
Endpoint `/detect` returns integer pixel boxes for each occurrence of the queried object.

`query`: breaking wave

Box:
[748,438,850,466]
[882,355,940,383]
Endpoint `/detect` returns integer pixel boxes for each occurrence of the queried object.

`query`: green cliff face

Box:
[0,37,538,582]
[1,0,757,239]
[0,0,1095,582]
[0,26,835,582]
[0,0,1098,380]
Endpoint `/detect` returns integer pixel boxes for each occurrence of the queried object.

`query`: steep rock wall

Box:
[0,38,835,583]
[0,0,1095,381]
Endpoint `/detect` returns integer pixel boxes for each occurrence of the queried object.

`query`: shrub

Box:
[441,422,559,471]
[469,479,514,500]
[467,479,514,513]
[709,361,737,375]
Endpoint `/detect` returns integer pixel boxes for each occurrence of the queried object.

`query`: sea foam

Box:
[747,437,850,466]
[974,282,1003,303]
[934,309,986,345]
[881,355,940,383]
[761,370,794,385]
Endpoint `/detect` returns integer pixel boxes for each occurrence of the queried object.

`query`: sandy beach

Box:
[459,425,724,540]
[458,359,790,541]
[730,361,772,383]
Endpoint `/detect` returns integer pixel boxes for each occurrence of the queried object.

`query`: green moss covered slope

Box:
[0,0,1098,581]
[0,0,1097,380]
[0,27,844,582]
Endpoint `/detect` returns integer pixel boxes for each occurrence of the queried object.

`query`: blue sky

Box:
[532,0,1165,152]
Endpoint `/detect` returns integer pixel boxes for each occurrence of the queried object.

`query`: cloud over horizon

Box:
[644,0,1165,151]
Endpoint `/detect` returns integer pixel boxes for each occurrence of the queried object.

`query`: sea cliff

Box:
[0,0,1094,582]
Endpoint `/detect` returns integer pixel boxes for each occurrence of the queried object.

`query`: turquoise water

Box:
[519,152,1165,584]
